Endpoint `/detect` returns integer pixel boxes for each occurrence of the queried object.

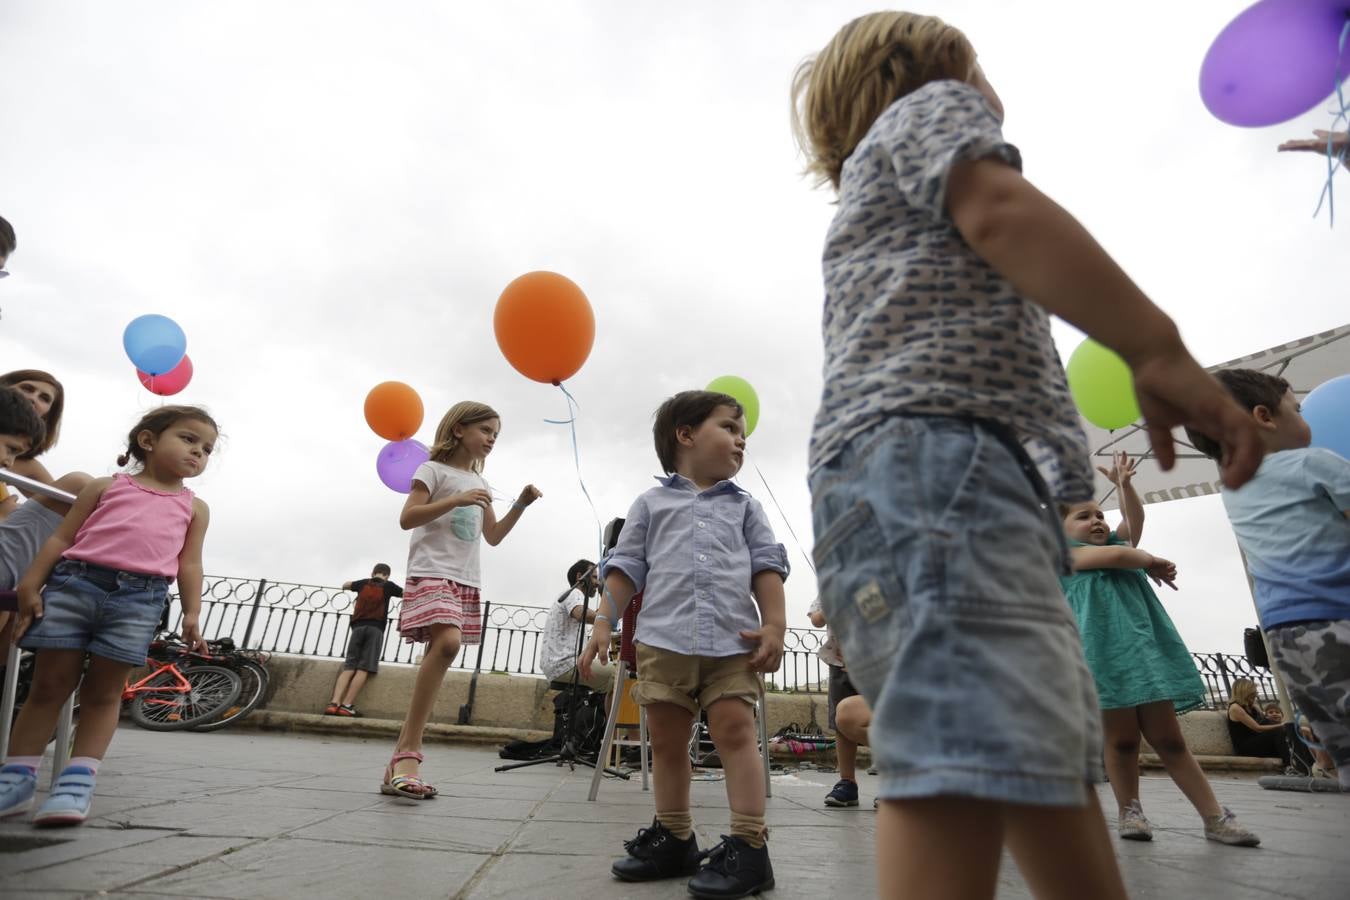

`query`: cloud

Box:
[1,0,1341,657]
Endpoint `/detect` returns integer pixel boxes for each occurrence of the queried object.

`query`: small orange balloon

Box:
[494,271,595,384]
[364,381,424,441]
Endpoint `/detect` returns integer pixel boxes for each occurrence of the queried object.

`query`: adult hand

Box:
[1278,130,1349,155]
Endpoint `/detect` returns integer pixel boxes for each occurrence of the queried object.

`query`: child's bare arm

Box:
[176,498,211,652]
[946,159,1262,487]
[1071,545,1177,589]
[13,477,111,639]
[743,570,787,673]
[577,571,636,678]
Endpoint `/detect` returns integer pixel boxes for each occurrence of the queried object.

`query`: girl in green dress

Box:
[1060,452,1259,847]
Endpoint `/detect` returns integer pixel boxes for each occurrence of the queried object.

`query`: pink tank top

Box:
[65,474,195,579]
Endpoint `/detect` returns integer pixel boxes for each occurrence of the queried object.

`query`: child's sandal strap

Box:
[389,751,425,764]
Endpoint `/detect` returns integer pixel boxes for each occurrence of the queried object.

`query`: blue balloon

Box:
[1302,374,1350,460]
[123,314,187,376]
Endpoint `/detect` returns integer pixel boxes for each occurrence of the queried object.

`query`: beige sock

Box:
[729,812,767,849]
[656,809,694,840]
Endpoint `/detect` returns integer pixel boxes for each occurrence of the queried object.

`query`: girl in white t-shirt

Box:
[382,401,541,800]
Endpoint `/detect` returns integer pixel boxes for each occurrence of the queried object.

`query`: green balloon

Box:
[706,375,760,437]
[1066,339,1140,430]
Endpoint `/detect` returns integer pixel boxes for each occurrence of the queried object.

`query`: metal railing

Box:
[174,574,1262,703]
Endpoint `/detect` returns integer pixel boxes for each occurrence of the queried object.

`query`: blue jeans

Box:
[810,415,1103,806]
[19,559,170,666]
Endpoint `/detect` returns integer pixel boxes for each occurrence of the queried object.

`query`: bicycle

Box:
[123,642,242,731]
[185,636,270,732]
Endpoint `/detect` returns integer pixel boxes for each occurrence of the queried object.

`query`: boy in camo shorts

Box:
[1188,369,1350,789]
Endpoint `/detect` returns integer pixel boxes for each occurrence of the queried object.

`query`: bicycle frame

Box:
[121,652,210,710]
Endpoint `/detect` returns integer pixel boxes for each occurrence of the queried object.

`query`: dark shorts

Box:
[827,664,859,731]
[19,559,169,667]
[342,624,385,673]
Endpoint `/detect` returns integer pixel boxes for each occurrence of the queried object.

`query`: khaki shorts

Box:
[631,642,760,715]
[552,661,616,693]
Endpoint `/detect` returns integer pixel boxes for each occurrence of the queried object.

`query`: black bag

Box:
[1243,627,1270,670]
[498,737,556,761]
[552,688,606,756]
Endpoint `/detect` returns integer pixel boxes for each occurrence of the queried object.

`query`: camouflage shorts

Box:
[1266,619,1350,789]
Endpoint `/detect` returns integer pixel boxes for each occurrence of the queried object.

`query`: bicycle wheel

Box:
[190,659,269,732]
[129,665,242,731]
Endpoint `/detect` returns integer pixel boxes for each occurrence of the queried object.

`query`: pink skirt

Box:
[398,577,483,645]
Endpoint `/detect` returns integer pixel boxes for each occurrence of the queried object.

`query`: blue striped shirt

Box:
[601,474,789,657]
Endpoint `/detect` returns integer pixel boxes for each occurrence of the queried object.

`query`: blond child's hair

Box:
[427,401,499,472]
[791,12,977,189]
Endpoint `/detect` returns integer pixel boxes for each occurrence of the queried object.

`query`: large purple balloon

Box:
[376,439,429,493]
[1200,0,1350,127]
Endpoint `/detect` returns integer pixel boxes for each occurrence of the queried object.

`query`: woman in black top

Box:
[1226,679,1291,767]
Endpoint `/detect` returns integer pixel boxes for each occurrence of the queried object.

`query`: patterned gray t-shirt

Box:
[808,79,1093,502]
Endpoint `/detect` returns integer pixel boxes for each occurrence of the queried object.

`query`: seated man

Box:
[540,560,615,695]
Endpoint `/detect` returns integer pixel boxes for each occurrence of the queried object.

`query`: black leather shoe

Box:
[611,819,702,882]
[687,834,774,899]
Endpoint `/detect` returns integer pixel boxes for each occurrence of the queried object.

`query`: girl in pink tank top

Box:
[2,405,218,827]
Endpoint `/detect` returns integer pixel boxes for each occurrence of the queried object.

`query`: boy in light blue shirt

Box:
[580,389,788,898]
[1187,368,1350,789]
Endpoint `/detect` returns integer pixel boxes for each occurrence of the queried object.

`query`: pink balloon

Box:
[137,354,193,396]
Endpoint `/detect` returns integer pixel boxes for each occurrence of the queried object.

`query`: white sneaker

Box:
[1118,800,1153,841]
[1204,807,1260,847]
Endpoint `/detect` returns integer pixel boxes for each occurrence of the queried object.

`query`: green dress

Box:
[1059,533,1205,713]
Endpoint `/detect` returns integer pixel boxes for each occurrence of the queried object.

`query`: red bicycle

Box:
[122,642,241,732]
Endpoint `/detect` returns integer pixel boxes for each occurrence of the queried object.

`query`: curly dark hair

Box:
[652,390,744,474]
[1184,368,1292,460]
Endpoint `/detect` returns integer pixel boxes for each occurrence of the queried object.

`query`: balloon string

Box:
[544,382,603,561]
[749,457,816,576]
[1313,17,1350,225]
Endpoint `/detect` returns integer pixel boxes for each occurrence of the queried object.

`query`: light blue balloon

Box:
[1302,374,1350,460]
[122,314,187,376]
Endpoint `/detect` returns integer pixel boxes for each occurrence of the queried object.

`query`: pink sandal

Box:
[381,751,438,800]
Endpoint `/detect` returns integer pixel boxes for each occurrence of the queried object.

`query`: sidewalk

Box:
[0,725,1345,899]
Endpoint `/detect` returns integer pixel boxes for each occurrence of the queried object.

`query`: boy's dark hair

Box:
[0,215,15,257]
[0,386,45,454]
[372,563,392,577]
[652,390,744,474]
[567,559,595,588]
[119,405,220,468]
[1184,368,1292,460]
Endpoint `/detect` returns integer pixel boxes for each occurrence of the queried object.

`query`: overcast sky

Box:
[1,1,1344,656]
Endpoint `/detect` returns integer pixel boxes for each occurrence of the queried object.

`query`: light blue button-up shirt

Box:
[601,474,790,658]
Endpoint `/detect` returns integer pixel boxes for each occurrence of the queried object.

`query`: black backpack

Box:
[552,688,607,756]
[1243,627,1269,670]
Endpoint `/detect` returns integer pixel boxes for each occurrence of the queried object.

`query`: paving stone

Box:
[4,725,1345,899]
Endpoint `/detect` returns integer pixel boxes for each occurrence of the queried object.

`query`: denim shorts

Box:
[18,558,170,667]
[810,415,1103,807]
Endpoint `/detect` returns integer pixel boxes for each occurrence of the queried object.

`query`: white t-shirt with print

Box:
[539,588,590,680]
[405,461,491,588]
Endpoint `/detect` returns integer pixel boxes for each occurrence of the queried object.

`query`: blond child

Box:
[793,12,1262,899]
[381,401,540,799]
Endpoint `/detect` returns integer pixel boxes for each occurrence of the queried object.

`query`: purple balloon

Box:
[1200,0,1350,127]
[376,439,429,493]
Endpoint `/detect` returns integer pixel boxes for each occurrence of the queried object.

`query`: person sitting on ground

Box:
[324,563,403,717]
[540,559,614,696]
[1226,678,1296,770]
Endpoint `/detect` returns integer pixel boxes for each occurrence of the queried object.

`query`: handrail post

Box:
[457,599,492,725]
[241,578,268,649]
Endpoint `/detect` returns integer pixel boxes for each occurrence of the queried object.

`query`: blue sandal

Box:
[33,767,96,827]
[0,765,38,819]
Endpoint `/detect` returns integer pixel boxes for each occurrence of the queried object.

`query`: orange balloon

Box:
[364,381,424,441]
[493,271,595,384]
